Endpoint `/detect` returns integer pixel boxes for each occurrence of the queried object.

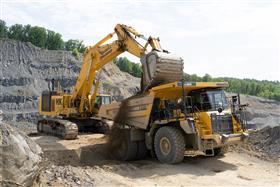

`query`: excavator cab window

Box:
[95,96,111,108]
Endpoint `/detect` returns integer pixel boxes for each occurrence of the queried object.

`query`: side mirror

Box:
[217,107,223,113]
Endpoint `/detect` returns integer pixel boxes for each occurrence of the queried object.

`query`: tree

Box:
[189,74,202,82]
[131,63,142,78]
[28,26,47,48]
[202,74,212,82]
[22,24,31,42]
[0,20,8,38]
[64,39,86,53]
[183,73,191,81]
[72,48,79,58]
[45,30,64,50]
[113,57,142,78]
[8,24,24,40]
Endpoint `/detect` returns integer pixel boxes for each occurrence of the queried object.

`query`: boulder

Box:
[0,122,42,186]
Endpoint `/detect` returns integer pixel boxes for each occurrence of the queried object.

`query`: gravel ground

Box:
[32,134,280,187]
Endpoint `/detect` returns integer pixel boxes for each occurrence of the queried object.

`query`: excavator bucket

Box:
[140,51,184,91]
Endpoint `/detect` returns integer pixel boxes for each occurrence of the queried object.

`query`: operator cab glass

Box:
[95,95,111,107]
[189,89,228,112]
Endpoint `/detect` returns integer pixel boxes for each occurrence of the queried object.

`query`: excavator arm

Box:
[72,24,163,113]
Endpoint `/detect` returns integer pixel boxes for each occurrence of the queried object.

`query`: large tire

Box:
[214,145,229,156]
[113,130,138,161]
[136,140,147,160]
[154,126,185,164]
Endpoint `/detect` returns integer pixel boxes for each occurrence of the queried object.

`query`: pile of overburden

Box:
[240,126,280,159]
[0,122,42,186]
[234,125,280,161]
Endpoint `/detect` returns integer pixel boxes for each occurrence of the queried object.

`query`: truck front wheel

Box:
[154,126,185,164]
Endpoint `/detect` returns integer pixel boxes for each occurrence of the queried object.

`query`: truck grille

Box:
[211,114,233,134]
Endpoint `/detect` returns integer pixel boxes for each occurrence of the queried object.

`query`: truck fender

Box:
[180,119,196,134]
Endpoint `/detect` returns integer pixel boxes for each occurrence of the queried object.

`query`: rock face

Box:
[241,95,280,129]
[226,93,280,129]
[0,122,42,186]
[0,39,140,121]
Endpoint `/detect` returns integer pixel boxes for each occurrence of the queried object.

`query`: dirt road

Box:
[31,134,279,186]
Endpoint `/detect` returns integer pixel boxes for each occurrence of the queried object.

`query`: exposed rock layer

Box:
[0,39,140,121]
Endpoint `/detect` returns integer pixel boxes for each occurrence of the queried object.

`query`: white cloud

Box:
[1,0,279,81]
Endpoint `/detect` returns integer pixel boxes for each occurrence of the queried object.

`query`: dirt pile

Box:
[248,126,280,157]
[237,126,280,160]
[0,39,140,122]
[0,122,42,186]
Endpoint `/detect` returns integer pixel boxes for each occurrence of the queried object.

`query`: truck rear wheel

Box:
[114,130,138,161]
[136,140,147,160]
[154,126,185,164]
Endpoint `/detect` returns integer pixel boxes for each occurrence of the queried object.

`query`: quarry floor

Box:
[30,134,280,187]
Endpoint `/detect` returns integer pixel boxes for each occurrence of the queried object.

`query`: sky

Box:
[1,0,279,81]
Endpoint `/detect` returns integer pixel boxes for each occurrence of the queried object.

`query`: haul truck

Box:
[99,81,248,164]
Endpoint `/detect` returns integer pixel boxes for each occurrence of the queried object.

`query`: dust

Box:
[106,124,127,160]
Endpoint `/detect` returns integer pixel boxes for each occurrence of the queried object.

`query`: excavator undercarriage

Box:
[37,117,109,140]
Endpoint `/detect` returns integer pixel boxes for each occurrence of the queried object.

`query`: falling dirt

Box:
[31,134,280,187]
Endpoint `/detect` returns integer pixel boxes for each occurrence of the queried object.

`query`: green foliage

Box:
[46,30,64,50]
[0,20,8,38]
[131,63,142,78]
[0,19,86,52]
[27,26,47,48]
[184,73,280,101]
[113,57,142,78]
[72,48,80,58]
[8,24,24,40]
[64,39,86,53]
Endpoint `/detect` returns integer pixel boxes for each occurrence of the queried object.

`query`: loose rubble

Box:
[234,126,280,160]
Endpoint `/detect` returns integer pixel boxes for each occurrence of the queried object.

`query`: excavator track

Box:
[37,119,78,140]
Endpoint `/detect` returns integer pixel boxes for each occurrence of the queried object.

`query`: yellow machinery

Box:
[99,81,248,163]
[37,24,183,139]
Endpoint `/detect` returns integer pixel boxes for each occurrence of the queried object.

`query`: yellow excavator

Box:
[37,24,183,139]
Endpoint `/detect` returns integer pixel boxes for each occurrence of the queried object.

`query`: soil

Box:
[31,133,280,187]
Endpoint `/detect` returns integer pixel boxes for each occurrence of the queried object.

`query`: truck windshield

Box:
[189,89,228,112]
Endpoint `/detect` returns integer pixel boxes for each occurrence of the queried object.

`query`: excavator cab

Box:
[93,94,112,111]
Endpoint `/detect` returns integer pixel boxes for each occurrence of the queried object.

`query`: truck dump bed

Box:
[98,94,154,130]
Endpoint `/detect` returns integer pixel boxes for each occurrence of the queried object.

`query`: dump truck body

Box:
[99,81,248,163]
